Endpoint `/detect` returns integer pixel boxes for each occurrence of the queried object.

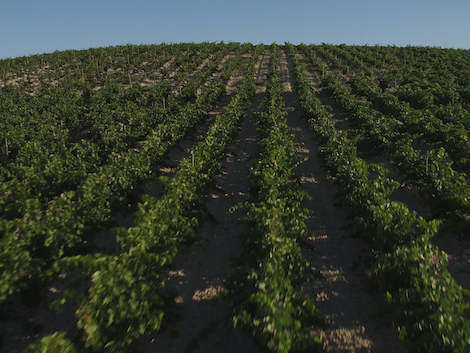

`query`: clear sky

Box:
[1,0,469,59]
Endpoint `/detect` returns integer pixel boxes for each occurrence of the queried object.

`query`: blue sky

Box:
[1,0,469,59]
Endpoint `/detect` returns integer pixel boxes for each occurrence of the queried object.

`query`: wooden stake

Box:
[426,150,429,172]
[129,72,132,87]
[191,152,195,167]
[163,97,165,109]
[5,138,8,157]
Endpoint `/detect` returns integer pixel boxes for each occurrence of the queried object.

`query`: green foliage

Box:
[319,64,470,235]
[22,332,77,353]
[288,42,470,352]
[4,41,470,352]
[43,49,261,351]
[228,45,323,353]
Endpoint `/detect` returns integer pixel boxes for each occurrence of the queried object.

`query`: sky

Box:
[1,0,469,59]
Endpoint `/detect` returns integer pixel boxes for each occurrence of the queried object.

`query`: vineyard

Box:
[1,42,470,352]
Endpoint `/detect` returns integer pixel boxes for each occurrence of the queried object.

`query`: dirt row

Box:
[280,50,402,352]
[134,53,270,353]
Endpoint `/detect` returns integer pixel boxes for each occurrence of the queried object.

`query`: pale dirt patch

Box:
[224,54,246,94]
[191,284,224,302]
[191,54,214,81]
[280,50,293,93]
[197,53,238,95]
[298,53,323,90]
[255,52,270,94]
[432,234,470,290]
